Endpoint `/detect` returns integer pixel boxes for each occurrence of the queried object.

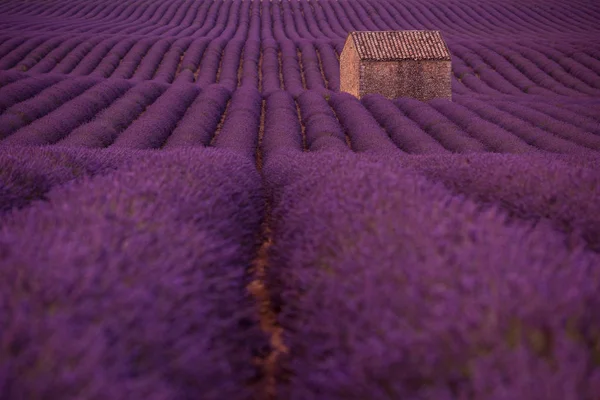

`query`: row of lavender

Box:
[243,89,600,398]
[0,147,267,399]
[1,75,598,153]
[2,31,599,97]
[262,149,600,400]
[1,0,598,41]
[2,0,600,95]
[2,143,599,399]
[0,37,341,93]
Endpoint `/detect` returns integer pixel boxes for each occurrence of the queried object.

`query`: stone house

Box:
[340,30,452,101]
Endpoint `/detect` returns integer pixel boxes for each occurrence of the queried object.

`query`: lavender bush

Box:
[0,148,268,400]
[263,151,600,400]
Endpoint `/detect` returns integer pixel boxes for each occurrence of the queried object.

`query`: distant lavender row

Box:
[212,87,262,160]
[296,90,349,152]
[3,0,594,41]
[451,42,600,97]
[0,33,342,91]
[163,84,231,148]
[110,81,200,149]
[263,151,600,400]
[3,79,133,146]
[0,148,267,399]
[0,76,99,141]
[1,2,598,96]
[57,80,167,148]
[1,73,598,155]
[262,90,303,162]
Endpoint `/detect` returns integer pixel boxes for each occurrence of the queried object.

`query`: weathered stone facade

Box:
[340,31,452,101]
[339,36,360,98]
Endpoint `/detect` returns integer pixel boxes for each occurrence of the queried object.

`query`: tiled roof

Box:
[349,30,451,61]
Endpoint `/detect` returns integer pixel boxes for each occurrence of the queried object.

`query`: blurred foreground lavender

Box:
[0,148,267,399]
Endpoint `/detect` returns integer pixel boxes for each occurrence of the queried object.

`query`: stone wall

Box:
[360,60,452,101]
[339,37,361,98]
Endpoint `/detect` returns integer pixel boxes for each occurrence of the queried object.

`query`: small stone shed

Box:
[340,30,452,101]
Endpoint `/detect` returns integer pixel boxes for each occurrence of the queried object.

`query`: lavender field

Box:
[0,0,599,399]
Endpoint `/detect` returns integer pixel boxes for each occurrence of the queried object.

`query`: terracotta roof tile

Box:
[350,30,451,61]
